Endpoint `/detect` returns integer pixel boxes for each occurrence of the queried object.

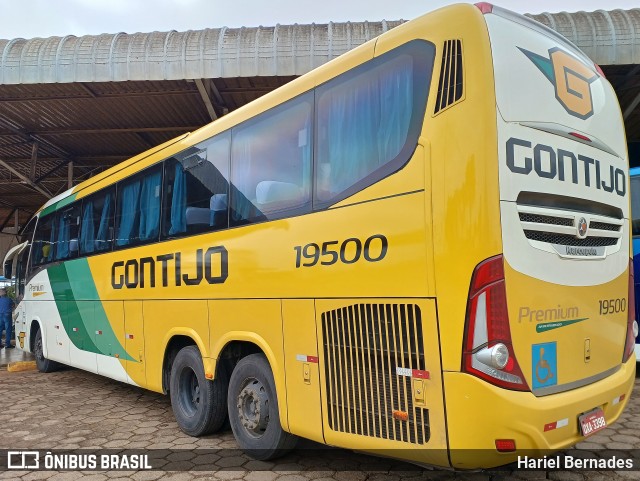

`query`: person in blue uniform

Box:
[0,288,14,349]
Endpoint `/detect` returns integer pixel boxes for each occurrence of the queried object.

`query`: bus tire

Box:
[170,345,228,437]
[33,328,61,373]
[228,353,298,460]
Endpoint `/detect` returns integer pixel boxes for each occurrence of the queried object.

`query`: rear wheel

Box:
[170,345,228,436]
[33,328,61,373]
[228,353,298,460]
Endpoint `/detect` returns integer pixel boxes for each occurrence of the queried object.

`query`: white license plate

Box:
[579,408,606,437]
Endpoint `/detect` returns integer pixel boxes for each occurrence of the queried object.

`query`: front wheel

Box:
[33,328,61,373]
[170,345,228,436]
[228,353,298,460]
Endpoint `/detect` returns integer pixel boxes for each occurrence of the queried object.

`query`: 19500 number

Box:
[598,298,626,315]
[294,234,388,268]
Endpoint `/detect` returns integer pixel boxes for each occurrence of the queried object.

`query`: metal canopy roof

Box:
[0,21,402,84]
[1,9,640,238]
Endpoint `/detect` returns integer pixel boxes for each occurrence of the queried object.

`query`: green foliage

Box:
[4,285,15,301]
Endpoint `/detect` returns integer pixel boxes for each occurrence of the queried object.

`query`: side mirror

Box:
[3,260,12,279]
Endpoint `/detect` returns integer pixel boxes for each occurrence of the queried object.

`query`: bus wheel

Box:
[170,345,228,437]
[33,328,60,373]
[228,353,298,460]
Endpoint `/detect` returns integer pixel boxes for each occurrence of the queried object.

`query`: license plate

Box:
[579,408,606,437]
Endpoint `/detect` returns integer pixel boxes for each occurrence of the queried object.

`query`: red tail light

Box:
[595,63,606,79]
[475,2,494,14]
[462,255,529,391]
[623,260,637,362]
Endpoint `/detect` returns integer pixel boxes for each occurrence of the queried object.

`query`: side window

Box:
[230,93,313,225]
[315,40,434,206]
[32,214,56,266]
[54,203,81,261]
[80,189,115,255]
[115,166,162,248]
[163,132,230,238]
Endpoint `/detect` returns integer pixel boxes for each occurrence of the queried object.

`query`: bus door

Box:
[3,241,27,346]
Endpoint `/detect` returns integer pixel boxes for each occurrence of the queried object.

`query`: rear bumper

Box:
[444,357,635,469]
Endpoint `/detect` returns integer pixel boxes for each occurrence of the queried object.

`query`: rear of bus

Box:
[630,167,640,359]
[444,5,635,468]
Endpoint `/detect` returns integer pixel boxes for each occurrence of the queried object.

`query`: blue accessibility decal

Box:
[532,342,557,390]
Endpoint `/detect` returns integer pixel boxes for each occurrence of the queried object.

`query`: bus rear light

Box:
[623,260,637,362]
[495,439,516,452]
[463,255,529,391]
[476,343,509,369]
[475,2,494,14]
[569,132,591,142]
[595,63,606,79]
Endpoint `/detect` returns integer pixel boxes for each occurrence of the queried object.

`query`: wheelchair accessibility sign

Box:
[532,342,557,389]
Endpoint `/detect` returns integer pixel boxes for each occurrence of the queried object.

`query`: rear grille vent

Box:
[516,192,623,253]
[321,303,429,445]
[524,230,619,247]
[434,39,463,114]
[519,213,573,227]
[589,221,621,232]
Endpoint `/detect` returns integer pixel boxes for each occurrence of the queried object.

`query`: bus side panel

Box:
[315,298,448,467]
[282,299,324,443]
[424,5,501,373]
[208,299,289,431]
[143,299,210,393]
[124,300,146,386]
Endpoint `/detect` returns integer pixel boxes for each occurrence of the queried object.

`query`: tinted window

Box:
[632,176,640,237]
[163,132,230,238]
[315,40,434,206]
[54,203,81,261]
[80,189,115,255]
[32,214,56,266]
[115,166,162,248]
[231,93,313,224]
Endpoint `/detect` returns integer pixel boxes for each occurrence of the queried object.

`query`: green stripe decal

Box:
[536,318,588,333]
[40,193,78,218]
[48,259,134,361]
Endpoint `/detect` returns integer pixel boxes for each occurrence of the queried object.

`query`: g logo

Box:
[550,48,598,119]
[520,46,599,120]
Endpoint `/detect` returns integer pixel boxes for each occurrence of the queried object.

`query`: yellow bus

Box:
[3,2,635,469]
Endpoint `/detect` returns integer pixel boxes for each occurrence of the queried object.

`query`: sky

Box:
[1,0,640,40]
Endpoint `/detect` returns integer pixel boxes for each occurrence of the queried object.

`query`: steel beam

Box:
[0,208,17,233]
[0,158,52,198]
[195,79,218,121]
[0,126,200,137]
[29,142,38,180]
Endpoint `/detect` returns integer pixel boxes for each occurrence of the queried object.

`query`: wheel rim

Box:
[178,367,200,416]
[236,378,269,438]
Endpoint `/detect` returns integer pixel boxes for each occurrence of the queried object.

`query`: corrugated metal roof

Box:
[0,21,403,84]
[526,9,640,65]
[3,9,639,85]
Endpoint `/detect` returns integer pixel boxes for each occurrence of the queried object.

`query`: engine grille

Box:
[516,193,623,251]
[321,303,429,445]
[589,221,621,232]
[518,213,573,227]
[524,230,619,247]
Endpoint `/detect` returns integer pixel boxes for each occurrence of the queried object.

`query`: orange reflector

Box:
[205,373,214,379]
[114,354,119,358]
[392,410,409,421]
[495,439,516,452]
